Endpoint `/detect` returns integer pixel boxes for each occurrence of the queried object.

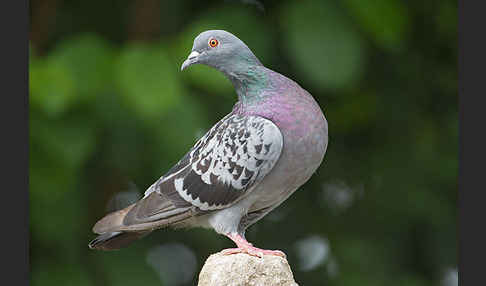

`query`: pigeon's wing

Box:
[121,113,283,227]
[92,113,283,233]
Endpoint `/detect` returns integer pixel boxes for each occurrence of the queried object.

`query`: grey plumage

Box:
[89,30,328,253]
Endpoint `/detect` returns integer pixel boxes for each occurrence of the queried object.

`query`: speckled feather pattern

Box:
[151,114,284,211]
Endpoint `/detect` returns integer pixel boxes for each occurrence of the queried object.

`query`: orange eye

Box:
[209,38,219,48]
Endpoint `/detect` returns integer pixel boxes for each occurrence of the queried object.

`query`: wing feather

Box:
[147,113,283,212]
[98,114,283,231]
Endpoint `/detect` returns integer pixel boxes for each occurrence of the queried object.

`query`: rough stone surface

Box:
[198,252,299,286]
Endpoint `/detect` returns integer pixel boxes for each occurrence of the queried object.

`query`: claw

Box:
[222,233,287,259]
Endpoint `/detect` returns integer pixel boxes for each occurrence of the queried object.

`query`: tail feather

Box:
[92,203,136,234]
[92,191,196,234]
[89,191,198,251]
[88,231,151,251]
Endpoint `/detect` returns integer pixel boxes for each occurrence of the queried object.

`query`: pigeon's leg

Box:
[221,233,286,258]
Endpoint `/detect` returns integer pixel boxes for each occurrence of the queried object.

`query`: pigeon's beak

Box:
[181,51,200,71]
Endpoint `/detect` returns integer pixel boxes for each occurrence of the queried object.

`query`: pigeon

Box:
[89,30,328,258]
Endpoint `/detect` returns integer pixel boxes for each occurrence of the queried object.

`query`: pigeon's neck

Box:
[224,63,271,105]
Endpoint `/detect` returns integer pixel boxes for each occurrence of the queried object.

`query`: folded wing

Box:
[94,114,283,233]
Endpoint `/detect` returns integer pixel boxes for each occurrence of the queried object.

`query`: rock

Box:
[198,252,299,286]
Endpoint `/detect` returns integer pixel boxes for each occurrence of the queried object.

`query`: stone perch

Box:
[198,252,299,286]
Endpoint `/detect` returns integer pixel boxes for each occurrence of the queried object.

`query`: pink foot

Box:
[221,233,286,259]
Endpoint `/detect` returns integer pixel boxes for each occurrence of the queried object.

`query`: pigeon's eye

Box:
[209,38,219,48]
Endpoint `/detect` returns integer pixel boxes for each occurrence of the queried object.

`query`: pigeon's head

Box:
[181,30,261,72]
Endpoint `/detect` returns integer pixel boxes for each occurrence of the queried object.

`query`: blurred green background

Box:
[29,0,457,285]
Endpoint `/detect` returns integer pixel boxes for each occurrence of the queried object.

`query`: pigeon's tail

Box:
[89,191,196,251]
[88,231,151,251]
[91,203,137,234]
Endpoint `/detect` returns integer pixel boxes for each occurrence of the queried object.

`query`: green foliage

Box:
[115,43,183,120]
[343,0,410,51]
[29,57,76,117]
[281,0,366,91]
[49,34,116,99]
[29,1,457,286]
